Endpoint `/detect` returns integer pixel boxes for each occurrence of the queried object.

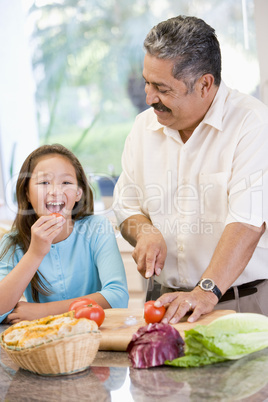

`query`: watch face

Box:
[201,279,214,290]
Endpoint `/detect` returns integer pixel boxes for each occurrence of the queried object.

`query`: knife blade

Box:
[146,275,155,301]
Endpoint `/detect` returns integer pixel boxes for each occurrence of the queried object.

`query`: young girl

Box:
[0,144,129,324]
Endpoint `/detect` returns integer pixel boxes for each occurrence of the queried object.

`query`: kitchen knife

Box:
[145,275,155,301]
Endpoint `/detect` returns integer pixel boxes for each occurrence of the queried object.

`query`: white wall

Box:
[0,155,4,206]
[255,0,268,105]
[0,0,38,217]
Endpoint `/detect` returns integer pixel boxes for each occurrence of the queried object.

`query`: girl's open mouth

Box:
[46,202,65,214]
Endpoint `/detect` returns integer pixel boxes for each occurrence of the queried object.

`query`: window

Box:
[26,0,259,176]
[0,0,260,215]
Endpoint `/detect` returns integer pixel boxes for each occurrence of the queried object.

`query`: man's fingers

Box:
[154,252,166,276]
[133,245,158,278]
[145,252,156,278]
[131,249,138,264]
[132,229,167,278]
[154,292,195,324]
[145,243,167,277]
[168,300,198,324]
[133,250,146,276]
[187,310,202,323]
[156,289,217,324]
[154,292,179,307]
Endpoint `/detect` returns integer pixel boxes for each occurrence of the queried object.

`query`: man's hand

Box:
[132,225,167,278]
[120,215,167,278]
[154,286,218,324]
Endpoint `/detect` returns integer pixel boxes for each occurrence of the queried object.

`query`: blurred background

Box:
[0,0,267,215]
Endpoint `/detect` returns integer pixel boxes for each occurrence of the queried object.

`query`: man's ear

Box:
[75,187,83,202]
[199,74,215,98]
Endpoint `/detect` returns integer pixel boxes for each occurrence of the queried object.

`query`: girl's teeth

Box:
[47,202,64,213]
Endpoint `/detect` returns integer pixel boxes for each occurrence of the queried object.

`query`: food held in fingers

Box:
[50,212,64,218]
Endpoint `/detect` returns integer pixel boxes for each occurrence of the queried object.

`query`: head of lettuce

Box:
[165,313,268,368]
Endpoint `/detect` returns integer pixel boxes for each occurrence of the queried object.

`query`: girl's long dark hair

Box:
[1,144,94,302]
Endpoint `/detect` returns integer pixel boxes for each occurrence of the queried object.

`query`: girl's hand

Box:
[5,301,48,325]
[29,215,65,258]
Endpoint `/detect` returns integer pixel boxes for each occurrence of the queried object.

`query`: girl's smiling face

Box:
[27,154,82,219]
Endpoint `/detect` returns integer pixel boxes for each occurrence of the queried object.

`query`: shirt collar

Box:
[146,109,182,142]
[201,81,228,132]
[146,80,228,134]
[147,112,164,132]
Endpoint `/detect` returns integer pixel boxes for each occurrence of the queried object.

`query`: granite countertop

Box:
[1,324,268,402]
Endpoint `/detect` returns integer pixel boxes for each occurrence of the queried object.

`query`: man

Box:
[113,16,268,323]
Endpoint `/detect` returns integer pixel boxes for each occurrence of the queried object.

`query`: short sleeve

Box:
[90,217,129,308]
[225,112,268,248]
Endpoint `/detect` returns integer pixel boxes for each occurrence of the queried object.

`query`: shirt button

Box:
[178,245,184,252]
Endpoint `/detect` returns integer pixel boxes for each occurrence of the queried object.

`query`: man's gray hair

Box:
[144,16,221,91]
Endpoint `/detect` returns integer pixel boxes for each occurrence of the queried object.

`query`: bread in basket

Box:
[0,311,101,376]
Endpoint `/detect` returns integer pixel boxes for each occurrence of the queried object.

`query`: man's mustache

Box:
[151,102,171,113]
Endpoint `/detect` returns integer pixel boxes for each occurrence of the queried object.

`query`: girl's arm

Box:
[2,216,128,324]
[4,292,110,325]
[92,218,129,308]
[0,250,43,315]
[0,215,65,316]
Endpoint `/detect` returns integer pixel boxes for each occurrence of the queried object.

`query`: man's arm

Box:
[198,221,265,295]
[120,215,167,278]
[155,221,266,323]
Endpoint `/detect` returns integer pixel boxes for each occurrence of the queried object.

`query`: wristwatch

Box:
[196,278,222,300]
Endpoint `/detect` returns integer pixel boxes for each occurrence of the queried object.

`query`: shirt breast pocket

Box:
[199,172,229,222]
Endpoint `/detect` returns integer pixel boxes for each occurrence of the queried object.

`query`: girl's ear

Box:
[75,187,83,202]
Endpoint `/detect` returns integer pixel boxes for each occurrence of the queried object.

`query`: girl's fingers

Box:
[31,217,65,247]
[33,214,65,227]
[34,223,65,242]
[32,216,65,234]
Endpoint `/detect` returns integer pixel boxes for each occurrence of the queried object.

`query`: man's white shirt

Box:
[114,81,268,289]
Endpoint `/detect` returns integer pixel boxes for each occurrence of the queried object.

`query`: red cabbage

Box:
[127,323,184,369]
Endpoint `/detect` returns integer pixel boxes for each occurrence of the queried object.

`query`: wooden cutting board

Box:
[99,308,235,351]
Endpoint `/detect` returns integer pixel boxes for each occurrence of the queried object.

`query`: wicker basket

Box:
[0,330,101,376]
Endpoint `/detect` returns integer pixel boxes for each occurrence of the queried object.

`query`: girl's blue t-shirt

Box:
[0,215,129,323]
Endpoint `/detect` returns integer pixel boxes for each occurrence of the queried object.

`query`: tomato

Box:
[68,298,98,312]
[50,213,63,218]
[144,301,166,324]
[75,304,105,327]
[68,298,105,327]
